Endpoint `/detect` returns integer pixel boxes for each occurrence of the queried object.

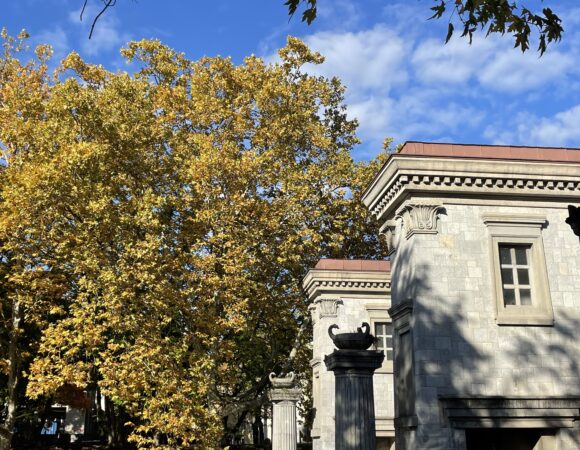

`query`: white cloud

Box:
[413,34,577,92]
[527,105,580,146]
[68,4,131,57]
[316,0,362,30]
[303,26,409,95]
[263,2,580,155]
[485,105,580,147]
[478,48,575,92]
[412,36,497,85]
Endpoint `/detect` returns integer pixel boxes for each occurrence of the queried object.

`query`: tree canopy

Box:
[0,31,388,448]
[285,0,563,55]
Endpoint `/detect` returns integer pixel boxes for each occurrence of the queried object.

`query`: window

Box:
[499,244,533,306]
[365,303,393,372]
[483,214,553,326]
[374,322,393,361]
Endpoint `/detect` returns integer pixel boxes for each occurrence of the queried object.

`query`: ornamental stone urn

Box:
[328,322,375,350]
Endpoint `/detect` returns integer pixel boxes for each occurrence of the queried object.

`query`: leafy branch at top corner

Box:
[430,0,563,55]
[285,0,318,25]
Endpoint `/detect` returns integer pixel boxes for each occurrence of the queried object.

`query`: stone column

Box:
[325,323,384,450]
[269,372,301,450]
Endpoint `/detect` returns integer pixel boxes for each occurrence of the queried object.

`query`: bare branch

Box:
[80,0,89,22]
[88,0,117,40]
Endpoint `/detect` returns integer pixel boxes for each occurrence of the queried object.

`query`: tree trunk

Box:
[0,299,21,450]
[105,396,128,448]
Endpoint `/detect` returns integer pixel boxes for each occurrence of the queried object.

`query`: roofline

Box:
[403,140,580,152]
[362,141,580,201]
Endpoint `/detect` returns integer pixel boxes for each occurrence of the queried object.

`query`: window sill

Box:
[496,312,554,326]
[376,361,394,374]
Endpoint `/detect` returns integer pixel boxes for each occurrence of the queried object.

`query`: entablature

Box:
[363,155,580,225]
[302,269,391,302]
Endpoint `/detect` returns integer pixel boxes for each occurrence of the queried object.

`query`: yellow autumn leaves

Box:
[0,32,388,448]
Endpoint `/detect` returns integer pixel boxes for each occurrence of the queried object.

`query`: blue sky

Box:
[4,0,580,160]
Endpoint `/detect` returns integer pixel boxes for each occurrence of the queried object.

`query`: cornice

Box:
[362,155,580,224]
[302,269,391,301]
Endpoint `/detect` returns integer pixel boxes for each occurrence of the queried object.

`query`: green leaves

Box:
[285,0,318,25]
[285,0,563,55]
[432,0,563,55]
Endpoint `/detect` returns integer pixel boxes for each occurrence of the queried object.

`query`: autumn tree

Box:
[0,31,388,448]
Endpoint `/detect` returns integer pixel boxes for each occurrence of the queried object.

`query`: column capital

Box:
[269,388,302,403]
[324,349,384,374]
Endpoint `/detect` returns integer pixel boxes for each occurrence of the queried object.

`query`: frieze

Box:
[370,172,580,221]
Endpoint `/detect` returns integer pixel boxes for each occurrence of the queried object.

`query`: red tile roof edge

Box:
[313,258,391,272]
[399,141,580,163]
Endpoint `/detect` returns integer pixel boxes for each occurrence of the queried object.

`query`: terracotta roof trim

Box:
[399,141,580,163]
[313,258,391,272]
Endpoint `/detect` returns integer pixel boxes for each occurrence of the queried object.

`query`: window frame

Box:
[365,304,394,373]
[484,214,553,326]
[373,321,394,362]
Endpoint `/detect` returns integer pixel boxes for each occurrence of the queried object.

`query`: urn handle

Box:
[360,322,371,336]
[328,324,339,342]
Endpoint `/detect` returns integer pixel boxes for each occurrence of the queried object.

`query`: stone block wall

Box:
[390,202,580,449]
[304,264,395,450]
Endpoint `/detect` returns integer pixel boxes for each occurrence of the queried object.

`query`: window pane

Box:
[386,336,393,348]
[386,349,393,361]
[515,246,528,265]
[376,339,384,350]
[385,323,393,336]
[501,268,514,285]
[520,289,532,305]
[499,246,512,264]
[517,268,530,285]
[503,288,516,305]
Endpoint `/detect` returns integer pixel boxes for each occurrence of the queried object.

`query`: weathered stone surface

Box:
[303,265,395,450]
[269,373,301,450]
[325,349,384,450]
[363,145,580,450]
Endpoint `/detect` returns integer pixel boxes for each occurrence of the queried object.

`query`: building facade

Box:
[303,259,396,450]
[306,142,580,450]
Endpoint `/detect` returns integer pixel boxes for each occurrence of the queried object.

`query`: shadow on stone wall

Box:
[388,242,580,448]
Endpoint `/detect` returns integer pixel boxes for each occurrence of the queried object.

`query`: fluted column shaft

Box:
[270,388,301,450]
[325,349,384,450]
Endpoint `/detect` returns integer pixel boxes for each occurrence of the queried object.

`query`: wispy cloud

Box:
[266,2,580,157]
[68,3,131,57]
[486,105,580,147]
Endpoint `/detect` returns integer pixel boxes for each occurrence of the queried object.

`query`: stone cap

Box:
[324,349,385,373]
[302,259,391,301]
[314,259,391,272]
[268,388,302,403]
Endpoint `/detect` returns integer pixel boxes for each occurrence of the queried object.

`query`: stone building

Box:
[303,259,396,450]
[305,142,580,450]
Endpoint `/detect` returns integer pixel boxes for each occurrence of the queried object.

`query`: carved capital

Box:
[315,298,342,318]
[396,203,444,238]
[382,219,397,255]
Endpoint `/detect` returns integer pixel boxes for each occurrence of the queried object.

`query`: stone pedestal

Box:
[325,349,384,450]
[269,373,301,450]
